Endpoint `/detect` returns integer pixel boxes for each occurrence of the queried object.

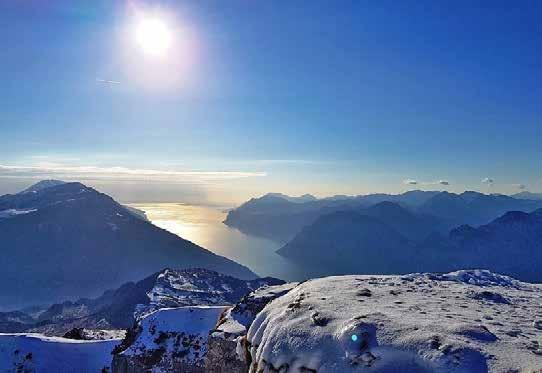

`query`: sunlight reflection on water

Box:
[128,203,304,281]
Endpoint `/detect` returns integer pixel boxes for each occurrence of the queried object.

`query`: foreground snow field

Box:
[247,270,542,372]
[0,333,121,372]
[1,270,541,372]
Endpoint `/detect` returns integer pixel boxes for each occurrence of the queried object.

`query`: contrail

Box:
[96,78,121,85]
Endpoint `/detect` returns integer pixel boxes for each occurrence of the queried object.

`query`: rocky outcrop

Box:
[112,306,224,373]
[204,336,247,373]
[112,283,297,373]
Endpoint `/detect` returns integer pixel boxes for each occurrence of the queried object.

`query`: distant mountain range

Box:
[225,190,542,243]
[512,191,542,200]
[278,205,542,282]
[227,191,542,282]
[0,181,256,310]
[0,268,282,336]
[276,210,417,276]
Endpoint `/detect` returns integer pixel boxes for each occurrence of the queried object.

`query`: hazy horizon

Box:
[0,177,538,207]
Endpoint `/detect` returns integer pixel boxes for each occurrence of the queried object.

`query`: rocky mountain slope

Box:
[136,268,283,320]
[112,282,296,372]
[0,268,282,336]
[0,181,255,309]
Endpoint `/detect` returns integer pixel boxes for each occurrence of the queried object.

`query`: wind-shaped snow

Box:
[247,270,542,372]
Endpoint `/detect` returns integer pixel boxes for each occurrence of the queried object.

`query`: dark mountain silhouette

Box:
[0,181,255,310]
[277,210,416,276]
[418,191,542,227]
[225,190,542,243]
[278,206,542,282]
[444,209,542,282]
[224,191,440,243]
[362,201,447,241]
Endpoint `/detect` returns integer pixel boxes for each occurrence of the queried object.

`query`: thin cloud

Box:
[0,164,266,183]
[96,78,121,85]
[514,184,527,190]
[403,179,450,186]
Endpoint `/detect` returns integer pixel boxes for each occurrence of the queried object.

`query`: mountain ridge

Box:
[225,190,542,243]
[0,181,256,310]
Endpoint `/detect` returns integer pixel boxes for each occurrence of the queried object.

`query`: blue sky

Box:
[1,1,541,204]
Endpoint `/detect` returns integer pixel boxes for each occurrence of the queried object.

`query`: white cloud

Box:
[482,177,494,184]
[402,179,450,186]
[0,164,266,184]
[96,78,121,85]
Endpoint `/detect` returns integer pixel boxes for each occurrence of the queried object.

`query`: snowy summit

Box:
[247,270,542,372]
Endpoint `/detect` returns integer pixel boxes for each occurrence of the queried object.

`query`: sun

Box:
[135,17,172,57]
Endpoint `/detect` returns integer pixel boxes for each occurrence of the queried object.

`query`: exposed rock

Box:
[62,327,126,341]
[206,283,298,372]
[468,290,510,304]
[112,306,224,373]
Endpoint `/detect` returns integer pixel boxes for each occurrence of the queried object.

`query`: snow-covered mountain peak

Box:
[19,180,66,194]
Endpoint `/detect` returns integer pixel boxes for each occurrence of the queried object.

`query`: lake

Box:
[128,203,305,281]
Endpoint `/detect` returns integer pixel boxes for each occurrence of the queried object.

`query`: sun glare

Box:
[135,17,172,57]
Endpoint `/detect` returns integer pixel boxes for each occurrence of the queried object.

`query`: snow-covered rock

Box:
[19,180,66,194]
[112,280,295,373]
[62,328,126,341]
[212,283,298,341]
[246,270,542,372]
[111,271,286,373]
[206,283,299,372]
[0,208,37,219]
[112,306,225,372]
[135,268,284,321]
[0,333,121,372]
